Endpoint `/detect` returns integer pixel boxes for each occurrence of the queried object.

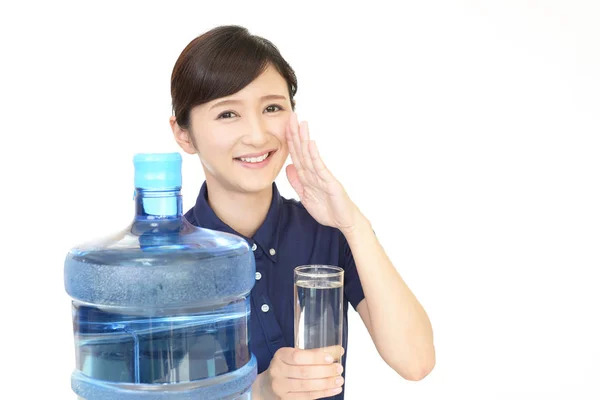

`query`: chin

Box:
[231,159,284,194]
[235,176,276,194]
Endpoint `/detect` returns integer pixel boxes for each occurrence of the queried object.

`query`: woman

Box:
[169,25,435,399]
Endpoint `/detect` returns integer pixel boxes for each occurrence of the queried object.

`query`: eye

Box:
[264,104,283,113]
[217,111,238,120]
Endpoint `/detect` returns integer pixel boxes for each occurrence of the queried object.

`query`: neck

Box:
[205,177,273,238]
[134,188,183,219]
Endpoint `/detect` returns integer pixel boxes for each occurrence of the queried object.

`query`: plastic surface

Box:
[72,356,256,400]
[64,152,257,399]
[134,152,183,190]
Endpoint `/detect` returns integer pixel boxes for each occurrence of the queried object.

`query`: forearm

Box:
[343,212,435,380]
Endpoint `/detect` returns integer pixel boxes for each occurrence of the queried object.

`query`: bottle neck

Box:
[134,188,183,219]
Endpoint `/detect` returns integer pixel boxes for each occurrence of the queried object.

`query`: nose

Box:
[242,114,269,147]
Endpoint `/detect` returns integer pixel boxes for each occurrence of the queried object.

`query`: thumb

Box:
[286,164,304,199]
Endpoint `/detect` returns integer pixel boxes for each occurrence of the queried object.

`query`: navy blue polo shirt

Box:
[185,181,365,399]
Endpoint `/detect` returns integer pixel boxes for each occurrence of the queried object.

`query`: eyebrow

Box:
[209,94,288,110]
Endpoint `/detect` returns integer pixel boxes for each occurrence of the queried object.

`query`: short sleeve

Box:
[340,232,365,311]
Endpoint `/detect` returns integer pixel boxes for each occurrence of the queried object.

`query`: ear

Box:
[169,116,197,155]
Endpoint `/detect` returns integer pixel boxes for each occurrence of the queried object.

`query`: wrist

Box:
[340,210,371,242]
[252,370,277,400]
[251,372,266,400]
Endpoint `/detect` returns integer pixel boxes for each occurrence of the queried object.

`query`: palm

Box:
[285,114,357,232]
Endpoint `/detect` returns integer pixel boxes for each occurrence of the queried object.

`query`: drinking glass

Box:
[294,265,344,362]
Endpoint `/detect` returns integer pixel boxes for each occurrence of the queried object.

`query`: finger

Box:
[298,121,316,174]
[284,363,343,380]
[275,347,337,366]
[305,345,345,359]
[283,387,343,400]
[285,164,304,199]
[287,376,344,393]
[308,140,334,183]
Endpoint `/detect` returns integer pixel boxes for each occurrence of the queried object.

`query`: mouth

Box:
[234,150,276,168]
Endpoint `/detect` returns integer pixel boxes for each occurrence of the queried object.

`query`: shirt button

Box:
[255,272,262,281]
[261,304,270,313]
[269,248,276,256]
[251,243,257,251]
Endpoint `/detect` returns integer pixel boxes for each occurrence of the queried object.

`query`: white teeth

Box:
[239,152,269,163]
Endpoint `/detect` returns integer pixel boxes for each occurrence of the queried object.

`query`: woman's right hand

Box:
[257,346,345,399]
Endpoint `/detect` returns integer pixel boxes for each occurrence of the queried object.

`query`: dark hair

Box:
[171,25,297,130]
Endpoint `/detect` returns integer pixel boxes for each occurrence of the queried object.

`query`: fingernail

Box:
[325,355,334,363]
[332,387,343,394]
[335,377,344,386]
[337,365,344,374]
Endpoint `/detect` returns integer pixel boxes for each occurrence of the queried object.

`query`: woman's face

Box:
[173,65,292,195]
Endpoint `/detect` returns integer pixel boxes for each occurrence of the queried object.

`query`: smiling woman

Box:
[169,25,296,196]
[170,26,297,129]
[171,64,292,194]
[167,25,435,400]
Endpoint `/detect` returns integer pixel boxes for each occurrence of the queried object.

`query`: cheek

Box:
[266,115,290,154]
[196,128,237,164]
[282,117,293,153]
[269,117,289,141]
[265,118,290,159]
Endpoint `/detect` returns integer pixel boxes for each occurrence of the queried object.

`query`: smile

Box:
[234,150,276,168]
[238,152,271,163]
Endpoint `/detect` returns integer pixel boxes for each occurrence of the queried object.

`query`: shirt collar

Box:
[192,181,282,262]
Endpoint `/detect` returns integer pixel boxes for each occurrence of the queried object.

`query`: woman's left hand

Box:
[285,113,361,235]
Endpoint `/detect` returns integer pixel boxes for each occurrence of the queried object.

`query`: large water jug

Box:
[64,153,257,399]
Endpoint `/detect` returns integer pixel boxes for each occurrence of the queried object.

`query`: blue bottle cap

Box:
[133,152,182,190]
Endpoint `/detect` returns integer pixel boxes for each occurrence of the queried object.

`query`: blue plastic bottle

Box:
[64,153,257,399]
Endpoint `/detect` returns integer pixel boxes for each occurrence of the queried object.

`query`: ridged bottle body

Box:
[64,153,256,399]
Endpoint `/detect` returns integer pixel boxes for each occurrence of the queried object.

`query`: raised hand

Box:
[285,113,360,235]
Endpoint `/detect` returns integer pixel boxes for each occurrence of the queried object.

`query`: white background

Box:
[1,1,599,399]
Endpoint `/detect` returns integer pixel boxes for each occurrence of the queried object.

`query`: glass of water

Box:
[294,265,344,362]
